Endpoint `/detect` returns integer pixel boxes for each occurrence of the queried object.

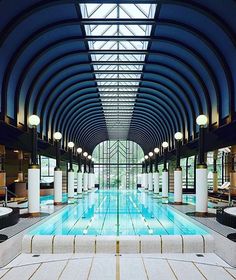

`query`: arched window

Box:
[93,140,144,189]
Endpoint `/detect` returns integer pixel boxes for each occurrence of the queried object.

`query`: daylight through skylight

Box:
[80,3,157,139]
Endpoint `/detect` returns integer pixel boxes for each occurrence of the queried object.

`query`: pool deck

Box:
[1,191,236,270]
[1,253,236,280]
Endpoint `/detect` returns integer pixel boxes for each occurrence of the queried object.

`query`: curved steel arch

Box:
[156,19,232,120]
[72,112,163,148]
[15,41,91,121]
[2,19,90,117]
[59,96,175,148]
[71,110,169,149]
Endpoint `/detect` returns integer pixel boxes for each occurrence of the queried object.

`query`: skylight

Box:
[80,3,157,139]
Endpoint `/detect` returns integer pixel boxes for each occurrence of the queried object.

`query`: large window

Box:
[93,140,144,189]
[40,156,56,183]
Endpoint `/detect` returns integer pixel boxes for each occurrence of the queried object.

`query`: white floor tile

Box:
[225,268,236,278]
[143,258,176,280]
[59,258,92,280]
[30,260,67,280]
[120,256,147,280]
[88,256,116,280]
[196,263,235,280]
[168,260,205,280]
[0,269,9,278]
[1,264,39,280]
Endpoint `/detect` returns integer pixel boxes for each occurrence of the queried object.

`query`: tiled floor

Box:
[0,253,236,280]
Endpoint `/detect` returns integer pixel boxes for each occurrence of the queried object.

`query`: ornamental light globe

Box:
[83,152,88,157]
[53,132,62,141]
[196,115,208,126]
[162,142,169,148]
[148,152,153,157]
[77,147,82,154]
[144,155,148,160]
[154,147,159,154]
[174,132,183,141]
[68,142,74,148]
[28,115,40,126]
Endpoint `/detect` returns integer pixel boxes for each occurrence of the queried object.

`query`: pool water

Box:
[31,190,208,236]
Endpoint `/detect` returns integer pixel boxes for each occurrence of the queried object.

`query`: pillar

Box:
[68,171,74,198]
[54,170,62,204]
[174,170,182,204]
[162,171,169,198]
[77,171,83,194]
[28,167,40,214]
[148,172,153,191]
[196,167,208,213]
[83,172,88,192]
[153,172,159,194]
[196,120,208,214]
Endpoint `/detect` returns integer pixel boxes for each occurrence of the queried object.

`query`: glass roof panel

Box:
[80,2,157,139]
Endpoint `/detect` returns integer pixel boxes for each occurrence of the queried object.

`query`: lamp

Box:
[148,152,154,157]
[174,132,183,170]
[162,142,169,171]
[68,142,75,149]
[28,115,40,166]
[28,115,40,127]
[53,132,62,170]
[162,142,169,149]
[196,115,208,166]
[68,142,74,172]
[154,147,159,173]
[196,115,208,126]
[28,115,40,215]
[195,114,208,214]
[77,147,83,173]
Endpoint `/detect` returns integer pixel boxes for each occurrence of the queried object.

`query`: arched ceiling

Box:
[0,0,236,154]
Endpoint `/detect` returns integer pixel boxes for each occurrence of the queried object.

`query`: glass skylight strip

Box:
[80,3,157,139]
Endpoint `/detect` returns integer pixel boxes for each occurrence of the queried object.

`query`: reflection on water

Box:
[31,190,208,236]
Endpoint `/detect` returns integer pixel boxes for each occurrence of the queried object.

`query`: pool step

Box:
[22,235,214,254]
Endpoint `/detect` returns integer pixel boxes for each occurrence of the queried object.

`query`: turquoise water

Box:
[40,192,217,208]
[31,190,208,236]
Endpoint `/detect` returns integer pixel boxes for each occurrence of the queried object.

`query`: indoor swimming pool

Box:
[40,191,218,208]
[31,190,208,236]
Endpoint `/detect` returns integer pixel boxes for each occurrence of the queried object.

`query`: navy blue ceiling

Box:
[0,0,236,154]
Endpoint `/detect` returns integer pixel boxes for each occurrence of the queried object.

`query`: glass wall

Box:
[40,156,56,183]
[93,140,144,189]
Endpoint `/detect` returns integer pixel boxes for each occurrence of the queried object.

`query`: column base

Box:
[168,202,188,206]
[20,212,50,218]
[53,202,67,206]
[186,211,216,218]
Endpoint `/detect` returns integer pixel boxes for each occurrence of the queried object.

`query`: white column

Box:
[77,172,83,194]
[28,168,40,214]
[174,170,182,204]
[88,173,93,190]
[54,170,62,204]
[148,173,153,191]
[91,173,95,188]
[162,171,169,198]
[141,173,144,188]
[196,168,208,213]
[153,172,159,194]
[68,171,74,198]
[83,172,88,191]
[143,173,148,190]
